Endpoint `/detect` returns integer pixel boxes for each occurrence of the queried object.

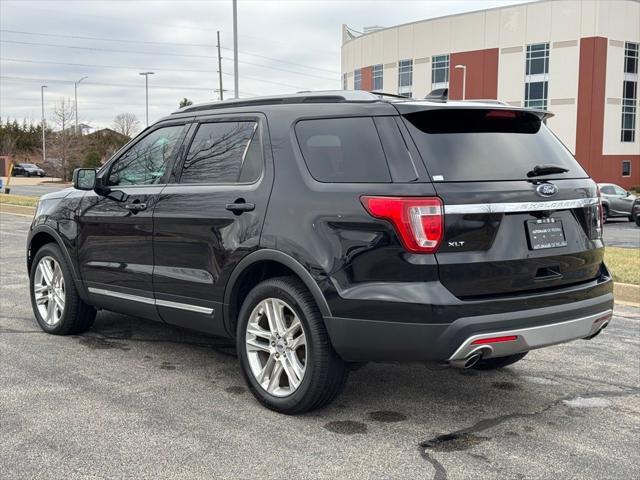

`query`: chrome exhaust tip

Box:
[450,347,492,369]
[463,352,483,369]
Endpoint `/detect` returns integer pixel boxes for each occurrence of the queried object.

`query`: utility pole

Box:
[232,0,239,98]
[74,75,88,134]
[139,72,154,126]
[217,30,224,101]
[41,85,47,163]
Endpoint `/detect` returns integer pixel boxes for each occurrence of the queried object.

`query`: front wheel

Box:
[30,243,96,335]
[237,277,348,414]
[471,352,528,370]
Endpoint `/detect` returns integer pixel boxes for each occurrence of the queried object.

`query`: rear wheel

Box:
[602,206,609,223]
[635,216,640,227]
[237,276,348,414]
[29,243,96,335]
[471,352,528,370]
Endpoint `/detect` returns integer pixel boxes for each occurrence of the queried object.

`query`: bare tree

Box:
[113,113,140,137]
[179,98,193,108]
[51,97,76,180]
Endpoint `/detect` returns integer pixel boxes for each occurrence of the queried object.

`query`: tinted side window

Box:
[180,121,258,184]
[108,125,184,186]
[600,186,615,195]
[295,117,391,183]
[613,185,627,195]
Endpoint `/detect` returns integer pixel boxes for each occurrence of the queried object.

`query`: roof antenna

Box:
[425,88,448,101]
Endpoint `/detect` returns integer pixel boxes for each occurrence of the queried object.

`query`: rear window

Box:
[403,109,588,182]
[295,117,391,183]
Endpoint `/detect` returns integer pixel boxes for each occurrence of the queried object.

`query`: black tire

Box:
[628,215,634,222]
[602,205,609,223]
[29,243,96,335]
[635,216,640,227]
[471,352,528,370]
[236,276,348,414]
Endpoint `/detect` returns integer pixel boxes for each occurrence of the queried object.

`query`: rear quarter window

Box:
[295,117,391,183]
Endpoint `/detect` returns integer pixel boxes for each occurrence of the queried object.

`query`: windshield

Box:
[21,164,38,168]
[403,108,588,182]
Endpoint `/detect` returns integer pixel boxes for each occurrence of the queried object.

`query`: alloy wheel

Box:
[245,298,307,397]
[33,256,66,326]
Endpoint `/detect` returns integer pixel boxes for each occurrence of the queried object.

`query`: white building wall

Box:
[342,0,639,157]
[603,40,640,155]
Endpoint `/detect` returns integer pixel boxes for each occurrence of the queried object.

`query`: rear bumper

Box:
[323,277,614,362]
[447,309,611,367]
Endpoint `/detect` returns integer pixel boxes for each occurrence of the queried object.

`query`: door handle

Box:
[226,202,255,213]
[125,202,147,212]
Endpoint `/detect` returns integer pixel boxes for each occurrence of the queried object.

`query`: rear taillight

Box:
[360,196,444,253]
[596,186,603,238]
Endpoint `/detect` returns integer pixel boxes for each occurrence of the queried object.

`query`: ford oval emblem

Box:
[536,183,559,197]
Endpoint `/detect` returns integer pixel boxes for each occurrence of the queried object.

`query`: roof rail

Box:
[369,91,409,99]
[174,90,381,114]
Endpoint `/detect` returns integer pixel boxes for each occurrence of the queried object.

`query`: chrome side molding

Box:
[88,287,214,315]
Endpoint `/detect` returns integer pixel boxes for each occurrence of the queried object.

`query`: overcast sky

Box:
[1,0,533,130]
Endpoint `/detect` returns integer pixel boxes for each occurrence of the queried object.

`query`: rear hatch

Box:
[398,104,603,299]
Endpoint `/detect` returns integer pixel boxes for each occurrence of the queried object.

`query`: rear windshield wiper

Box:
[527,164,570,177]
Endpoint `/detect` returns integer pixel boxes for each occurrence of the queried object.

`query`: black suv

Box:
[27,91,613,413]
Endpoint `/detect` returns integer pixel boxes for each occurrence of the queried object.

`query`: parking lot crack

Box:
[418,387,640,480]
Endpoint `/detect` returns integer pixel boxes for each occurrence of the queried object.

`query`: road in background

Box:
[1,211,639,480]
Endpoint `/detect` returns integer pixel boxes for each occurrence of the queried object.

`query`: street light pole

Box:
[139,72,155,126]
[232,0,239,99]
[454,64,467,100]
[41,85,47,163]
[74,75,88,134]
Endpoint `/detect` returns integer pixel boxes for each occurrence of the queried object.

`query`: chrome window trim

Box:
[444,197,598,215]
[88,287,213,314]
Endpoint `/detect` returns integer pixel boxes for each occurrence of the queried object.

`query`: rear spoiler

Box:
[393,101,554,121]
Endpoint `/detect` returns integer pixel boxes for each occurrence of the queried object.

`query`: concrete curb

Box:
[614,283,640,307]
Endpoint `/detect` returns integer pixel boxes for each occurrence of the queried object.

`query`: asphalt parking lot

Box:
[1,211,639,480]
[603,218,640,248]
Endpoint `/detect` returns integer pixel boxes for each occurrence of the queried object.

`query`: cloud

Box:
[1,0,532,128]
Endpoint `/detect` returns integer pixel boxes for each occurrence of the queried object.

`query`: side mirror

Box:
[73,168,97,190]
[626,191,631,197]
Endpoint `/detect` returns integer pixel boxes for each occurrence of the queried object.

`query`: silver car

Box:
[598,183,637,222]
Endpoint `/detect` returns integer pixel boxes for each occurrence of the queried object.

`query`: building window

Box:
[398,59,413,98]
[431,54,449,90]
[524,43,550,109]
[373,64,383,90]
[343,73,347,90]
[621,42,638,142]
[354,69,362,90]
[622,160,631,177]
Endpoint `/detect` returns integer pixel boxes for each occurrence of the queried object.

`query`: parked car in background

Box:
[13,163,46,177]
[632,198,640,227]
[598,183,637,222]
[26,91,613,413]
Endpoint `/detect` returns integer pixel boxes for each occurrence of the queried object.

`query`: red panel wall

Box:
[576,37,639,189]
[360,66,373,91]
[448,48,499,100]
